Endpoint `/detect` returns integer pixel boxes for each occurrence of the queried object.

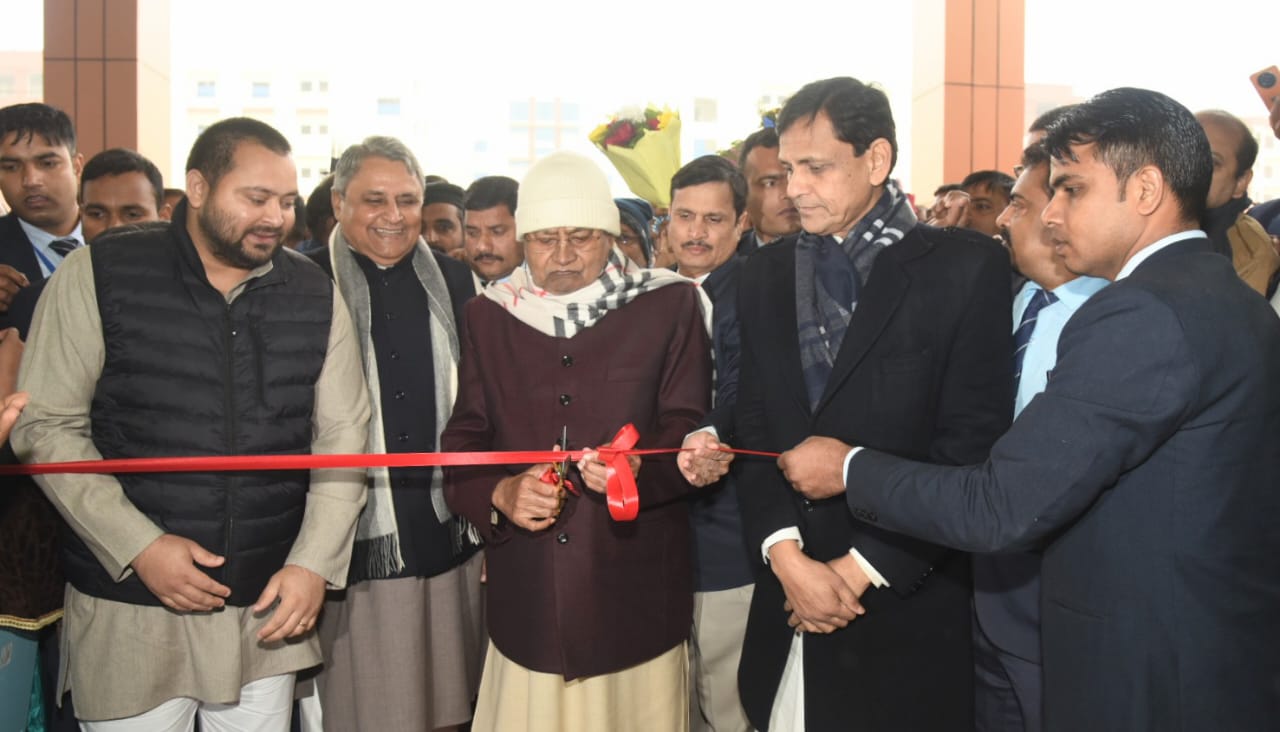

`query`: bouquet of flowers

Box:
[589,105,681,207]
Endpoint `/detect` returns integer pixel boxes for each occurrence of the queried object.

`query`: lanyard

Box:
[32,245,58,277]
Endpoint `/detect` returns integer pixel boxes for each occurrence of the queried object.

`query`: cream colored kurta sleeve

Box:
[11,247,164,580]
[284,285,371,588]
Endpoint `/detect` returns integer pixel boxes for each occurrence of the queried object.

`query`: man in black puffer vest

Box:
[12,118,370,729]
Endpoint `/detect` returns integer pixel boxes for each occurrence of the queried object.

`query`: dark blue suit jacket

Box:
[0,213,46,333]
[689,256,753,592]
[0,213,44,283]
[848,237,1280,731]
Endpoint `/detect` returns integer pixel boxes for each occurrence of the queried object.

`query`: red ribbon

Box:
[0,424,780,522]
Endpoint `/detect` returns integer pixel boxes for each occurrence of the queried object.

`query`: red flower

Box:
[604,121,636,147]
[647,117,660,130]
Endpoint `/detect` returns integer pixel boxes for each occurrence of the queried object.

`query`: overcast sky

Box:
[10,0,1278,114]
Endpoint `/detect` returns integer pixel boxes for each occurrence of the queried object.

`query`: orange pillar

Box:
[42,0,171,175]
[912,0,1024,202]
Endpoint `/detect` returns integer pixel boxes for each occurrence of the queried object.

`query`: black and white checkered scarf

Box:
[795,181,917,409]
[483,245,712,338]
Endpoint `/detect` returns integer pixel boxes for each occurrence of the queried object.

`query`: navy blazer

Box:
[848,237,1280,731]
[689,256,753,592]
[0,213,46,333]
[0,213,44,283]
[735,225,1014,730]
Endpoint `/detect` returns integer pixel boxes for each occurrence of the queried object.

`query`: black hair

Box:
[670,155,747,217]
[777,77,898,173]
[1028,104,1078,134]
[933,182,963,197]
[0,102,76,153]
[1044,87,1211,224]
[1019,144,1054,197]
[306,174,335,236]
[961,170,1015,199]
[424,181,466,209]
[738,127,779,169]
[81,148,164,209]
[1197,110,1259,179]
[185,117,291,189]
[424,174,449,186]
[289,195,308,242]
[464,175,518,215]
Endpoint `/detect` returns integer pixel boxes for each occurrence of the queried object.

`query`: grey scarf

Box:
[795,180,917,409]
[330,229,476,579]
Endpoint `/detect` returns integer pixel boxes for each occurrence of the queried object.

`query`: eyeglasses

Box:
[526,229,601,249]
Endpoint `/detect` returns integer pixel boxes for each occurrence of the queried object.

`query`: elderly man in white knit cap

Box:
[442,151,712,732]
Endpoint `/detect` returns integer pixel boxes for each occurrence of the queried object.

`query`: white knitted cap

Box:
[515,151,621,238]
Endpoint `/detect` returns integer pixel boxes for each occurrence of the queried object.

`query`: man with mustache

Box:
[12,117,371,730]
[971,138,1105,732]
[0,103,84,319]
[668,155,753,731]
[462,175,521,290]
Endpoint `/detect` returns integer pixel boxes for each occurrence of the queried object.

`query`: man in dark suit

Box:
[723,77,1014,730]
[781,88,1280,731]
[665,154,754,731]
[0,103,84,319]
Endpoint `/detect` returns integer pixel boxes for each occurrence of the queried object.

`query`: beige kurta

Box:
[11,247,371,721]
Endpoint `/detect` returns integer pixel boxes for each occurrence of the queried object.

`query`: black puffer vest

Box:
[60,212,334,606]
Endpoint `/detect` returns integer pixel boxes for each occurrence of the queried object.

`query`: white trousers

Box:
[80,674,295,732]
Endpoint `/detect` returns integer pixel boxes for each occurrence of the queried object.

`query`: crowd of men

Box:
[0,74,1278,732]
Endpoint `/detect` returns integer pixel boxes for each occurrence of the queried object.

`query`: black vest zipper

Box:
[223,303,238,592]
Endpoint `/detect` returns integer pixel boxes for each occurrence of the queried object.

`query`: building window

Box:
[693,138,715,156]
[196,80,215,97]
[301,167,312,178]
[318,124,329,134]
[561,103,580,122]
[694,98,717,123]
[510,100,531,120]
[252,82,270,98]
[377,98,401,116]
[536,101,555,122]
[0,75,14,95]
[319,81,329,92]
[29,74,43,95]
[301,124,312,135]
[300,80,312,92]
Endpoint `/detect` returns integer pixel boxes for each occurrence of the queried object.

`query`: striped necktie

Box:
[1013,288,1058,384]
[50,238,80,258]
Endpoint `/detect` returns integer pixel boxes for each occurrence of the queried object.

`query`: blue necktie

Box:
[50,238,80,258]
[1013,289,1057,384]
[814,235,859,307]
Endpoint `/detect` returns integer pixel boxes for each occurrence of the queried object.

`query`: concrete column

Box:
[912,0,1024,201]
[42,0,171,175]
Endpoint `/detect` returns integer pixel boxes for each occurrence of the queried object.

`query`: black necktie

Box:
[1013,288,1058,384]
[814,235,859,308]
[50,238,80,258]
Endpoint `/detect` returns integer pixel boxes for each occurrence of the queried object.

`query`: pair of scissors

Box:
[539,426,579,496]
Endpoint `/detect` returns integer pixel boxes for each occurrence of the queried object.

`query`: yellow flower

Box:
[589,122,610,144]
[657,110,676,130]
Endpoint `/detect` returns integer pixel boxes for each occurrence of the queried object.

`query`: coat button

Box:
[390,351,400,360]
[556,532,569,544]
[394,390,406,400]
[561,355,574,367]
[397,432,409,442]
[559,394,572,406]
